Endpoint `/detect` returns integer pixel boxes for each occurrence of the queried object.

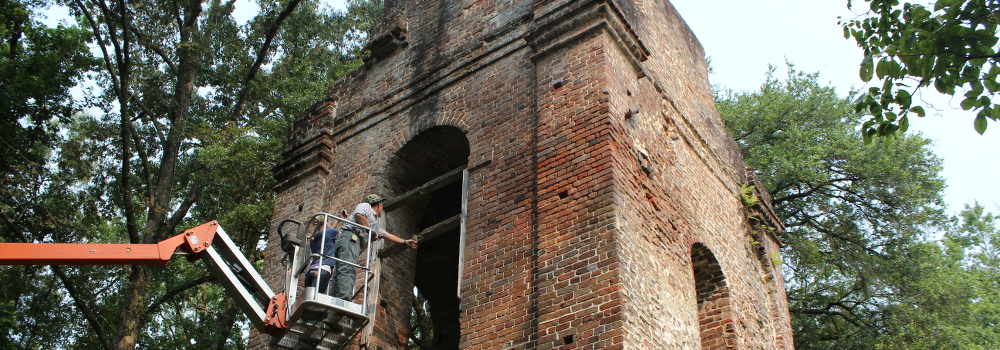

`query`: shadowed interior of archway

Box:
[385,125,469,350]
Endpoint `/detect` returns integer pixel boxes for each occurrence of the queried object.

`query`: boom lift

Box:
[0,213,376,350]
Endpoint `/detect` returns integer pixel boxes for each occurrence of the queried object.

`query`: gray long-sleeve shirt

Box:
[342,202,389,238]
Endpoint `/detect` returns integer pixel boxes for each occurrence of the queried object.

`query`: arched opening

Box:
[691,243,736,349]
[384,125,469,350]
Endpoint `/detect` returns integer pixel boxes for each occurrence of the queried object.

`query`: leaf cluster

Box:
[741,183,760,208]
[1,0,97,173]
[845,0,1000,137]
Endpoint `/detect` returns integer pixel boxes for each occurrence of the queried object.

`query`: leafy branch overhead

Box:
[844,0,1000,138]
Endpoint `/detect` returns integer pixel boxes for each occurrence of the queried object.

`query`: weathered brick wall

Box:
[253,0,794,349]
[532,28,622,349]
[602,1,793,348]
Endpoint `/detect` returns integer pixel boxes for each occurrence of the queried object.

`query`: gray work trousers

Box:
[331,228,362,301]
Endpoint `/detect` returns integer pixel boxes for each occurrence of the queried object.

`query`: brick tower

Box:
[252,0,794,349]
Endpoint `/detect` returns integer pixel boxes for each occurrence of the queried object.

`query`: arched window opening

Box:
[383,126,469,350]
[692,243,736,350]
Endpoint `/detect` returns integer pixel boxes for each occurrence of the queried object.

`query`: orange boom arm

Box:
[0,221,289,336]
[0,221,220,266]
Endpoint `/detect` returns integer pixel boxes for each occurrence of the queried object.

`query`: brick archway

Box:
[692,243,737,349]
[383,125,469,350]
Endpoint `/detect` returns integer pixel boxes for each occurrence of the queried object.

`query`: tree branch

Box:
[128,96,168,146]
[83,0,178,74]
[773,182,828,205]
[228,0,303,121]
[125,26,177,74]
[773,177,862,205]
[146,0,203,242]
[803,218,887,258]
[127,117,154,195]
[89,0,127,95]
[119,59,140,245]
[163,165,210,240]
[81,0,141,244]
[789,307,862,328]
[146,275,216,314]
[409,293,434,350]
[202,305,240,350]
[72,0,121,97]
[0,210,30,243]
[119,12,140,239]
[52,265,112,350]
[8,12,23,59]
[254,105,279,121]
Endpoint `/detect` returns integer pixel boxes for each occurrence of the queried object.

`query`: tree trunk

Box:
[113,265,154,350]
[202,303,240,350]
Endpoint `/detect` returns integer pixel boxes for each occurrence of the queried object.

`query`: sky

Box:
[41,0,998,214]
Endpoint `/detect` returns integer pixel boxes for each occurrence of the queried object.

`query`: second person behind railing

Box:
[305,226,339,294]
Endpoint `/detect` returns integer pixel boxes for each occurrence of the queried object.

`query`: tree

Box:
[934,203,1000,347]
[872,203,1000,349]
[0,3,98,348]
[843,0,1000,138]
[716,65,1000,348]
[0,0,381,348]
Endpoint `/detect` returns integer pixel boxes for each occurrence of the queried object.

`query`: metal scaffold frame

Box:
[273,213,376,350]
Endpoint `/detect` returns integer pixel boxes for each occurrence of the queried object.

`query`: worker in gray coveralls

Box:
[332,194,418,301]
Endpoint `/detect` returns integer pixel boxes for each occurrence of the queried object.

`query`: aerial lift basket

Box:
[271,212,376,350]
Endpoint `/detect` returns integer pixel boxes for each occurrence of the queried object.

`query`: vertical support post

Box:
[457,169,469,298]
[361,215,385,346]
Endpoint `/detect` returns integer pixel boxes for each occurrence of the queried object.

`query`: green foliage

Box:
[409,288,435,350]
[740,183,760,208]
[870,203,1000,349]
[0,266,88,350]
[770,252,783,266]
[716,64,998,348]
[722,65,1000,348]
[0,3,101,346]
[0,0,97,173]
[844,0,1000,137]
